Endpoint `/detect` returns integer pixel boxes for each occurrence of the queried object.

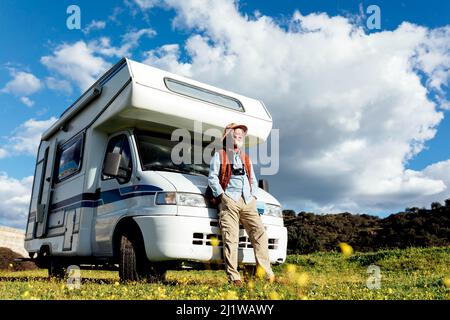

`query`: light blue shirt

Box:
[208,149,258,204]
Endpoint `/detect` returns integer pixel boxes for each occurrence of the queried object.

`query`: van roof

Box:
[43,58,273,144]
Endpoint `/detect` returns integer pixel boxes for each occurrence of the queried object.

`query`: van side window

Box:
[102,134,133,184]
[57,135,84,182]
[164,78,244,112]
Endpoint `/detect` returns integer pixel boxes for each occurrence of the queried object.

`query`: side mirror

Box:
[103,153,122,177]
[258,179,269,192]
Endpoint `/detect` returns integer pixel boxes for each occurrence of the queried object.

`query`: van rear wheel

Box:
[118,234,165,283]
[48,258,66,279]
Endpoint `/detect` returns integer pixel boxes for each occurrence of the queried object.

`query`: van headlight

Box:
[178,193,207,207]
[155,192,207,207]
[265,204,282,217]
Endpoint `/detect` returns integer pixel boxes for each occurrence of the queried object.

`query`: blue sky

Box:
[1,0,450,227]
[0,0,449,176]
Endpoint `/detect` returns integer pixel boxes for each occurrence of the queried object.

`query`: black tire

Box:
[118,234,166,283]
[119,234,141,282]
[48,258,66,280]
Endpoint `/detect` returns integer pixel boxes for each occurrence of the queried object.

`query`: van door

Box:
[35,139,58,238]
[94,133,135,255]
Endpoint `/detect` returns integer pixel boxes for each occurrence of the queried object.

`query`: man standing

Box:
[208,123,274,285]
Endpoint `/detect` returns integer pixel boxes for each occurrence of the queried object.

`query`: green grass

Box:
[0,246,449,300]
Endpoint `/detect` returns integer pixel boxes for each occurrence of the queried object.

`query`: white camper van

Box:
[24,58,287,281]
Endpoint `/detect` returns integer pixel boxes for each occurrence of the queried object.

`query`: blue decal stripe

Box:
[49,185,162,212]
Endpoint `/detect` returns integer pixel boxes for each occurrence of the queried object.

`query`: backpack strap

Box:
[219,149,232,191]
[240,152,253,192]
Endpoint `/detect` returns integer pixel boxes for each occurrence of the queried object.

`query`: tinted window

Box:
[57,135,83,182]
[103,134,133,184]
[164,78,244,112]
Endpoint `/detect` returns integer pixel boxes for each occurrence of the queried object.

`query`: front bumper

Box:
[133,215,287,264]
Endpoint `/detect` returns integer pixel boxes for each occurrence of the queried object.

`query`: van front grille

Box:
[192,232,278,250]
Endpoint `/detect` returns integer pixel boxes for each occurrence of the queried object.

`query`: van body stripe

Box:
[46,184,163,212]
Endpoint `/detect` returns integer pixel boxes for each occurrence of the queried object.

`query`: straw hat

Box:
[221,123,248,140]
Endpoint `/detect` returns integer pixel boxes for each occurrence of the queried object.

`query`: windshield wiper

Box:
[144,164,207,176]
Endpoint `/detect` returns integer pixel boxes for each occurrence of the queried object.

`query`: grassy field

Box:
[0,246,449,300]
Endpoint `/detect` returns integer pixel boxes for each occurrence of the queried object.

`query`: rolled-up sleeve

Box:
[208,151,224,198]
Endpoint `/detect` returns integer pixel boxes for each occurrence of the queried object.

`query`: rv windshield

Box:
[135,131,212,176]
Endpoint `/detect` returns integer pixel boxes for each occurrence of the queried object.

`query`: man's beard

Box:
[234,140,244,149]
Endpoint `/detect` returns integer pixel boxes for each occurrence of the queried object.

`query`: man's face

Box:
[233,128,245,148]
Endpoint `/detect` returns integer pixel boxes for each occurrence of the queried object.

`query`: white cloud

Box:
[108,7,124,24]
[133,0,159,10]
[144,44,191,75]
[0,173,33,229]
[2,117,58,157]
[41,41,111,91]
[0,148,8,159]
[1,70,42,96]
[123,28,156,44]
[414,26,450,92]
[82,20,106,35]
[41,28,155,92]
[142,0,450,213]
[19,96,34,107]
[89,28,156,58]
[422,160,450,192]
[45,77,73,95]
[400,159,450,209]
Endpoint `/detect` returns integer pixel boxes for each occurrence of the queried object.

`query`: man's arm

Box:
[208,151,224,197]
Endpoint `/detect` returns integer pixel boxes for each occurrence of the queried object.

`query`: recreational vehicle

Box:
[24,58,287,281]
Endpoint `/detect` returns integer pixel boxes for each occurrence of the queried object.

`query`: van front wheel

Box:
[119,234,164,283]
[119,234,142,282]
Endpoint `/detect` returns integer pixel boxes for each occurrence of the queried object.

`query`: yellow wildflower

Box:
[443,278,450,288]
[255,266,266,279]
[210,237,220,247]
[339,243,353,257]
[285,264,297,275]
[296,272,309,287]
[226,290,239,300]
[269,291,280,300]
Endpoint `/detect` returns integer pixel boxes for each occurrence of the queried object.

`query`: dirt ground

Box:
[0,247,37,271]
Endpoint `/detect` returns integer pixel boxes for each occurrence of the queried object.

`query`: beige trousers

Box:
[218,193,274,281]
